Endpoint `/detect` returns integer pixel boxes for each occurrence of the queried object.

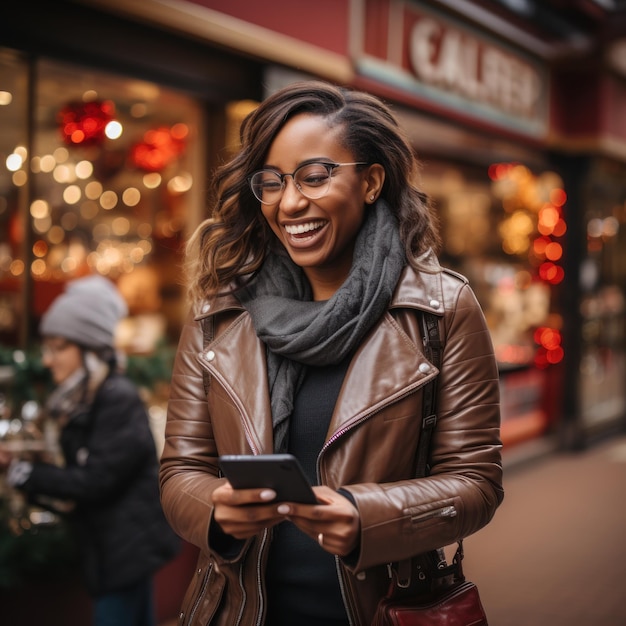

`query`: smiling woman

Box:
[256,115,384,300]
[160,80,503,626]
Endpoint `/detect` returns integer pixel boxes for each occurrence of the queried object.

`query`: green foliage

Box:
[125,342,176,391]
[0,346,53,408]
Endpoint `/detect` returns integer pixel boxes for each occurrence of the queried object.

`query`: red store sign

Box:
[357,2,549,138]
[408,15,541,119]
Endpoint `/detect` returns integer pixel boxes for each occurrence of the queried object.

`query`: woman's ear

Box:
[363,163,385,204]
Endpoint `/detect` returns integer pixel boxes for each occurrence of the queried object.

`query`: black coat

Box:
[22,373,180,594]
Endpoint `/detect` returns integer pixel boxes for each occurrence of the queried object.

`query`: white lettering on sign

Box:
[409,17,541,119]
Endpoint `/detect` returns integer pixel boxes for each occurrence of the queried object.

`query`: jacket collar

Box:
[194,291,243,320]
[196,248,446,320]
[390,250,445,317]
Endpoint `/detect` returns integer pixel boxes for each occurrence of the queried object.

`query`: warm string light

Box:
[489,162,567,368]
[1,112,192,280]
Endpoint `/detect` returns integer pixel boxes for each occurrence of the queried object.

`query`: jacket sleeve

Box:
[343,282,504,572]
[159,312,232,557]
[22,376,155,502]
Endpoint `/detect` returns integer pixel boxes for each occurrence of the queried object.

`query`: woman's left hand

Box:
[280,486,361,557]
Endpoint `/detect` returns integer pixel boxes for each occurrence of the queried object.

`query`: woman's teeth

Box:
[285,221,325,235]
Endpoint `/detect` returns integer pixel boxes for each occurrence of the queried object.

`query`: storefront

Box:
[578,158,626,438]
[0,0,269,347]
[0,0,620,480]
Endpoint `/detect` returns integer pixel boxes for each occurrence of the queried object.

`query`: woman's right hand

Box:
[211,481,285,539]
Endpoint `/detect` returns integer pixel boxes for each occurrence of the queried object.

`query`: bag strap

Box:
[393,312,464,591]
[415,312,443,478]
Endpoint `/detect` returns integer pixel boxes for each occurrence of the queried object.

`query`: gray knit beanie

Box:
[39,275,128,350]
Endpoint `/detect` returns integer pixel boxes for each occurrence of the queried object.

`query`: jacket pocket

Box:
[409,504,457,524]
[405,497,461,542]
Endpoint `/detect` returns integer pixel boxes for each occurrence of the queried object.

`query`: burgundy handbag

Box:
[370,547,488,626]
[371,313,489,626]
[371,581,487,626]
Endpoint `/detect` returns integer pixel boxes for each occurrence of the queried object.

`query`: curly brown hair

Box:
[185,80,440,302]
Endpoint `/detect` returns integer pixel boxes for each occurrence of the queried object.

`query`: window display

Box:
[420,159,566,445]
[0,49,28,346]
[579,158,626,434]
[1,54,203,351]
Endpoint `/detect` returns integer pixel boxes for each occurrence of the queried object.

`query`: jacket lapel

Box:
[204,312,275,454]
[328,310,438,439]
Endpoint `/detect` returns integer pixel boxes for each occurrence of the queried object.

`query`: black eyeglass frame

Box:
[247,161,368,204]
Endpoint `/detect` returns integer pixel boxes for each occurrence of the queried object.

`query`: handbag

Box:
[371,313,488,626]
[371,579,487,626]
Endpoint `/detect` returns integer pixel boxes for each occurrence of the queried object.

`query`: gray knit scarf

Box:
[237,200,406,452]
[46,351,110,426]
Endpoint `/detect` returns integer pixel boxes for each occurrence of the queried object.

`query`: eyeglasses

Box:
[248,161,367,205]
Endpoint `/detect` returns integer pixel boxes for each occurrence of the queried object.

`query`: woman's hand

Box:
[211,483,361,556]
[211,481,287,539]
[278,486,360,557]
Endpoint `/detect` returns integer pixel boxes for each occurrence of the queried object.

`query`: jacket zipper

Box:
[233,560,246,626]
[186,562,213,626]
[230,529,268,626]
[198,358,266,626]
[334,556,356,626]
[253,529,269,626]
[316,375,437,626]
[319,374,435,461]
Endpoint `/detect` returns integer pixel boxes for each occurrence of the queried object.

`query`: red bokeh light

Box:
[539,262,565,284]
[58,100,115,146]
[550,188,567,206]
[130,126,186,172]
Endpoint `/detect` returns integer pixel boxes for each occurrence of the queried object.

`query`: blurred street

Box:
[463,434,626,626]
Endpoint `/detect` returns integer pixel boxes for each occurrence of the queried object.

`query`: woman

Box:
[4,275,180,626]
[160,81,503,626]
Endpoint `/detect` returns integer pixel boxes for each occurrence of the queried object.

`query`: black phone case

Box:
[218,453,318,504]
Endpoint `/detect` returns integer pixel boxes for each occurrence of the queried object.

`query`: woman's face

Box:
[259,113,383,300]
[41,337,83,385]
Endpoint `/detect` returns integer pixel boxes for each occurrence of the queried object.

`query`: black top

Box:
[265,357,351,626]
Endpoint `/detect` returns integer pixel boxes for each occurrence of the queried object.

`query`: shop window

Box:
[0,54,208,459]
[420,160,566,446]
[1,55,204,352]
[579,158,626,433]
[0,49,28,346]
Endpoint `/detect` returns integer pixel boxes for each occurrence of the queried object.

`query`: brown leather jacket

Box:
[160,255,504,626]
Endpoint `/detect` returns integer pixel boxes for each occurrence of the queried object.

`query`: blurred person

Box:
[0,275,180,626]
[160,81,503,626]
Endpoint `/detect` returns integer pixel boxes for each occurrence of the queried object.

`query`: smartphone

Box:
[218,453,318,504]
